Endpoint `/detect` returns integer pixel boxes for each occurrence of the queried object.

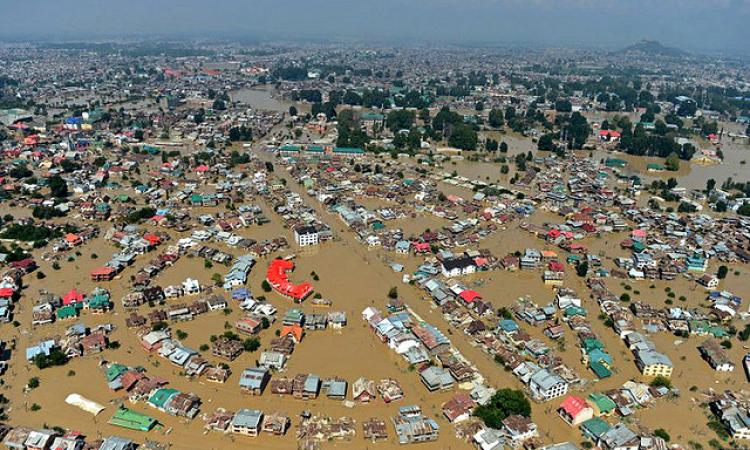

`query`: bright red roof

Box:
[91,266,115,276]
[560,395,588,417]
[63,288,84,305]
[266,259,313,300]
[459,290,482,303]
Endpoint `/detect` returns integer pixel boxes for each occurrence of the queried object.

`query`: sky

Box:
[1,0,748,55]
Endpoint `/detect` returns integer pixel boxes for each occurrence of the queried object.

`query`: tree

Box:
[654,429,670,442]
[228,127,241,142]
[737,203,750,216]
[288,106,298,116]
[650,375,672,389]
[448,124,478,151]
[499,141,508,153]
[27,377,40,389]
[717,265,728,279]
[386,110,416,133]
[47,175,69,198]
[32,206,64,220]
[555,99,573,112]
[261,280,272,292]
[388,287,398,299]
[474,389,531,428]
[419,108,430,123]
[706,178,716,193]
[243,337,261,352]
[576,261,589,277]
[212,99,226,110]
[665,152,680,172]
[537,134,554,151]
[488,109,504,128]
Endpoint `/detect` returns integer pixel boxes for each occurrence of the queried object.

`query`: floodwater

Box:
[229,87,289,112]
[4,123,750,449]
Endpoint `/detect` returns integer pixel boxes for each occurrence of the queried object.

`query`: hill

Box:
[621,40,688,57]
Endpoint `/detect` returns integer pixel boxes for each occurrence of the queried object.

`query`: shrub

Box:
[650,375,672,389]
[27,377,40,389]
[654,429,670,442]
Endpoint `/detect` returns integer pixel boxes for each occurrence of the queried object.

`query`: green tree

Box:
[537,134,554,151]
[576,261,589,277]
[474,389,531,428]
[386,110,416,133]
[448,124,478,151]
[488,109,504,128]
[650,375,672,389]
[654,429,670,442]
[665,152,680,172]
[717,265,728,279]
[243,337,261,352]
[48,175,69,198]
[261,280,272,292]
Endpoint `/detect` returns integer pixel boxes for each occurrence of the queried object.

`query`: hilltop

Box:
[621,39,688,57]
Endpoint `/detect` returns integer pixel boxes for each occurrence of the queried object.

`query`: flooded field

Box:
[229,87,290,112]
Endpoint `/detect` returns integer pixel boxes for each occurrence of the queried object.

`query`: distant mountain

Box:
[620,40,688,57]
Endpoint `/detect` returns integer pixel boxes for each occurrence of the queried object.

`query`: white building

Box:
[294,225,320,247]
[529,368,568,401]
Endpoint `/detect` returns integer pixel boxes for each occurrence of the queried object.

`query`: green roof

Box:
[305,145,325,153]
[710,327,727,338]
[361,112,385,121]
[109,407,158,431]
[106,363,129,382]
[148,388,179,409]
[88,295,111,309]
[590,360,612,378]
[582,338,604,352]
[279,144,300,152]
[581,417,611,438]
[565,306,587,317]
[333,147,364,154]
[605,158,627,168]
[56,305,79,319]
[588,393,616,413]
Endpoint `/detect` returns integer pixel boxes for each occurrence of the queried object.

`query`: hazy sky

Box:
[1,0,748,54]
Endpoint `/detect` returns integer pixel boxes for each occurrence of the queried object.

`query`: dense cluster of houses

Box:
[0,427,147,450]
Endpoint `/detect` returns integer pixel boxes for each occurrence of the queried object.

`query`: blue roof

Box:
[498,319,519,332]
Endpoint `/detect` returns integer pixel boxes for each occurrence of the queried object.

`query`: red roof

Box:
[459,290,482,303]
[63,288,84,305]
[91,266,115,276]
[0,288,14,298]
[143,233,161,245]
[266,259,313,301]
[281,325,304,342]
[559,395,589,417]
